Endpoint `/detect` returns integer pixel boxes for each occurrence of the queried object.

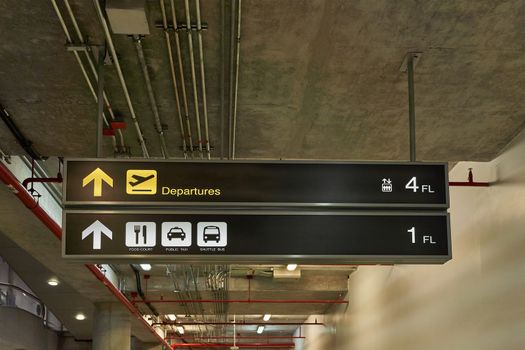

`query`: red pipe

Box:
[168,336,305,340]
[22,175,62,189]
[449,181,489,187]
[0,162,62,240]
[86,265,171,348]
[134,299,347,304]
[0,162,171,349]
[449,168,490,187]
[171,343,294,349]
[156,322,324,326]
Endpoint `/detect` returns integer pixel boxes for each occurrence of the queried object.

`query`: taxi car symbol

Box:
[167,227,186,241]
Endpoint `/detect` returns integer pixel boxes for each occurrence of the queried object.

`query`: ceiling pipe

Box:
[407,53,416,162]
[159,0,187,159]
[167,336,305,340]
[449,181,489,187]
[156,322,325,327]
[133,299,348,304]
[50,0,118,153]
[449,168,490,187]
[87,265,171,349]
[220,0,225,159]
[195,0,212,160]
[133,35,169,158]
[22,175,62,190]
[231,0,242,160]
[171,344,294,349]
[130,264,159,316]
[169,0,194,158]
[0,162,170,349]
[183,0,204,159]
[62,0,126,150]
[92,0,150,158]
[0,162,61,240]
[227,0,236,159]
[0,105,42,160]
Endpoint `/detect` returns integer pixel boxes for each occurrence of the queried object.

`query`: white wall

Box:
[301,129,525,350]
[0,307,58,350]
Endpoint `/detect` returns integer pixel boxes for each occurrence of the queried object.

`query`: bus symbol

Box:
[203,226,221,243]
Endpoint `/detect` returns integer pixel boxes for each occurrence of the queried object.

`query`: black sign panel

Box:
[63,211,451,264]
[64,159,449,208]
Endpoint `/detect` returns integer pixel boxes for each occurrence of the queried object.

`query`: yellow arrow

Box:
[82,168,113,197]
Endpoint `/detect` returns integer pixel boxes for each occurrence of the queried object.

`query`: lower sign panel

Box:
[63,211,451,264]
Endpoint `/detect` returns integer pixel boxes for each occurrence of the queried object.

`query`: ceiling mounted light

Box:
[140,264,152,271]
[75,313,86,321]
[286,264,298,271]
[256,325,265,334]
[176,326,185,334]
[263,314,271,322]
[166,314,176,321]
[47,278,59,287]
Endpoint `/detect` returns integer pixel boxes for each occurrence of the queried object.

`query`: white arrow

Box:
[82,220,113,250]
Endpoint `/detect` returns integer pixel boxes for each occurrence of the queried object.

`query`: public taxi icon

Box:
[126,170,157,194]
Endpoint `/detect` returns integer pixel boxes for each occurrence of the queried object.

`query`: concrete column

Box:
[131,337,162,350]
[93,302,131,350]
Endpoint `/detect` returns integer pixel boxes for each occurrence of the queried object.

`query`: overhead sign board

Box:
[63,211,451,264]
[64,159,449,208]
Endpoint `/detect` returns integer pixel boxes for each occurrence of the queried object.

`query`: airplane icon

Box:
[129,174,155,187]
[126,170,157,194]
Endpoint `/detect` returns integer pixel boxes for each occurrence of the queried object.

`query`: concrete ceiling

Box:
[117,263,351,341]
[1,0,525,161]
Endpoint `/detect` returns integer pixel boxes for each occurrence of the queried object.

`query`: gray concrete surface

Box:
[1,1,525,161]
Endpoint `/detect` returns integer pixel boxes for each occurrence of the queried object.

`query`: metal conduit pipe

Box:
[0,106,42,160]
[62,0,125,149]
[195,0,212,159]
[407,54,416,162]
[183,0,204,159]
[171,343,294,349]
[50,0,118,152]
[170,0,194,158]
[220,0,226,159]
[133,35,169,158]
[0,162,170,349]
[160,0,187,159]
[157,322,324,326]
[134,299,348,304]
[228,0,236,159]
[168,336,305,340]
[231,0,242,160]
[92,0,150,158]
[129,264,159,316]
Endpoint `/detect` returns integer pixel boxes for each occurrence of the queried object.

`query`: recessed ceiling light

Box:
[256,325,265,334]
[140,264,152,271]
[263,314,271,321]
[286,264,298,271]
[176,326,185,334]
[47,278,59,286]
[75,313,86,321]
[166,314,176,321]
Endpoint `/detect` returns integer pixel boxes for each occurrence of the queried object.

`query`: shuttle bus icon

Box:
[203,225,221,243]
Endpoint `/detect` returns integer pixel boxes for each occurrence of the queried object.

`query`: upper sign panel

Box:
[64,159,449,208]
